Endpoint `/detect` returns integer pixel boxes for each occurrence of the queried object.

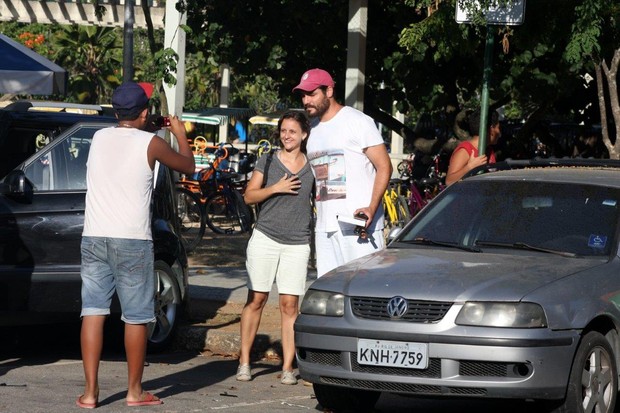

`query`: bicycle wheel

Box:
[409,183,427,217]
[175,187,205,253]
[397,160,411,178]
[232,189,254,232]
[205,190,252,235]
[396,195,411,225]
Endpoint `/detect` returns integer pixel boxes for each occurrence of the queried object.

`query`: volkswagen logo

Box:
[387,296,408,319]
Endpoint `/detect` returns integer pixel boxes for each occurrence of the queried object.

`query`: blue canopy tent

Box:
[0,34,67,95]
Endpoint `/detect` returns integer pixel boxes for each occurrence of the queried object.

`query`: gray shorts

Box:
[80,236,155,324]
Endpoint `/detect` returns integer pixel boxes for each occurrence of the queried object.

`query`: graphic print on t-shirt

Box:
[309,151,346,201]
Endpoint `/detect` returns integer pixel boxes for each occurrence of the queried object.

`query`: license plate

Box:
[357,339,428,369]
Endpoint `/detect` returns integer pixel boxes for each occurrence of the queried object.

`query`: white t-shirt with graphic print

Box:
[306,106,385,233]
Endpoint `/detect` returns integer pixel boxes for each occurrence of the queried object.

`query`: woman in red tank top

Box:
[445,109,501,185]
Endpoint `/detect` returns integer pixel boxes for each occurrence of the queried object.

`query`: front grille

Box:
[300,349,341,366]
[320,377,487,397]
[351,297,452,322]
[449,387,487,396]
[351,354,441,378]
[353,379,442,394]
[460,361,509,377]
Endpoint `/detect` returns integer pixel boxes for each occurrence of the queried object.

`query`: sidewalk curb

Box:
[175,324,282,359]
[173,265,316,358]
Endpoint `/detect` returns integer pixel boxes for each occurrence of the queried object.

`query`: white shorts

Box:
[315,227,385,278]
[245,229,310,296]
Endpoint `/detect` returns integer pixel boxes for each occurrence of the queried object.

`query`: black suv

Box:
[0,113,189,351]
[0,101,116,179]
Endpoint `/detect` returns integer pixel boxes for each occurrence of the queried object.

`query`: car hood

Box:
[311,246,607,302]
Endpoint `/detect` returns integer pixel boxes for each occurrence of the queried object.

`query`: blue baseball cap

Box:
[112,82,149,117]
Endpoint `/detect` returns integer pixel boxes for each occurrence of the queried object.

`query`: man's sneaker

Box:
[236,364,251,381]
[281,370,298,385]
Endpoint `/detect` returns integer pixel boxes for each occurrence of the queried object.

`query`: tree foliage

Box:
[2,0,619,159]
[53,25,123,104]
[398,0,619,157]
[564,0,620,158]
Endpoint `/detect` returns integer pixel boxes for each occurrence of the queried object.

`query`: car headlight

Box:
[300,290,345,316]
[455,302,547,328]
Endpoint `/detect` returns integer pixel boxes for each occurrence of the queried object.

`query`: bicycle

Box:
[255,138,273,158]
[175,187,205,253]
[202,169,253,235]
[396,152,415,179]
[382,179,410,235]
[404,152,446,217]
[175,143,238,252]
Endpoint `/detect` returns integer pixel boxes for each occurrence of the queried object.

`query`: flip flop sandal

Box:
[126,391,163,407]
[76,395,98,409]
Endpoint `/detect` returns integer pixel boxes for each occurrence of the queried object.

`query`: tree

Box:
[183,0,349,110]
[53,25,123,104]
[400,0,619,155]
[565,0,620,159]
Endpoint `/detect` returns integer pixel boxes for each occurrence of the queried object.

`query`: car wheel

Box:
[148,260,183,353]
[313,383,380,413]
[548,331,617,413]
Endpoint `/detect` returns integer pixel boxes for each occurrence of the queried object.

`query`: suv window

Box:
[22,125,100,190]
[0,107,116,179]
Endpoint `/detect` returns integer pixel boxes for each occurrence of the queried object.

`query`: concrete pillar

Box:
[390,105,405,178]
[391,105,405,156]
[218,64,230,143]
[345,0,367,111]
[163,0,186,117]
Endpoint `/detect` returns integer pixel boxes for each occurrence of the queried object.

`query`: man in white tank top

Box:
[77,82,195,408]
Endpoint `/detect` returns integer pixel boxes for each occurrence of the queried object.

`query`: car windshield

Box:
[396,180,619,257]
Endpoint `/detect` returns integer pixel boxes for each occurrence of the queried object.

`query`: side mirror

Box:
[387,227,402,243]
[1,170,33,204]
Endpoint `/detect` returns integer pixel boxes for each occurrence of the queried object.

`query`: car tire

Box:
[313,383,380,413]
[147,260,184,353]
[547,331,617,413]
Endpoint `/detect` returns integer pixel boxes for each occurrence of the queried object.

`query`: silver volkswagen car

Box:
[295,160,620,413]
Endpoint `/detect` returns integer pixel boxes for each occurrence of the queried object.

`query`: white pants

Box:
[315,228,384,277]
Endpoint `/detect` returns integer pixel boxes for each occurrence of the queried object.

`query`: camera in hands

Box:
[155,116,171,128]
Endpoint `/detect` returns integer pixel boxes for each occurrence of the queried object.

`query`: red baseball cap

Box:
[137,82,154,98]
[292,68,335,92]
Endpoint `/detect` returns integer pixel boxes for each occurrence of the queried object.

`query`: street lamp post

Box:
[455,0,526,156]
[123,0,135,81]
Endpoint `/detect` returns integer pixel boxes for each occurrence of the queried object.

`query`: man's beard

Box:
[305,96,330,119]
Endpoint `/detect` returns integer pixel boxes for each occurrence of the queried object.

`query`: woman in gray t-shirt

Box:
[236,111,313,385]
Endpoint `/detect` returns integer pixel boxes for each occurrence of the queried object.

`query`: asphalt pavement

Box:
[174,265,318,359]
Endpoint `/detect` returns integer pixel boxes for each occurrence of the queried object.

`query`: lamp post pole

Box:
[478,26,494,155]
[122,0,135,81]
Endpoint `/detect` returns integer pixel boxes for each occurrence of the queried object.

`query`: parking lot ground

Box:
[0,344,550,413]
[175,265,317,360]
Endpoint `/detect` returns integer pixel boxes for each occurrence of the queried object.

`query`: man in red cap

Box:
[293,68,392,277]
[76,81,194,408]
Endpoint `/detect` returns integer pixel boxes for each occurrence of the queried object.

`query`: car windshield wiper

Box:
[401,237,481,253]
[475,240,578,258]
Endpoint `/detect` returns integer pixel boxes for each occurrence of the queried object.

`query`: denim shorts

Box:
[80,236,156,324]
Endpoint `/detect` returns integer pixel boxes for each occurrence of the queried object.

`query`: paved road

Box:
[0,335,548,413]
